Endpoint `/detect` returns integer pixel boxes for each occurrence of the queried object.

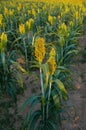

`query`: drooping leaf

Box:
[20,95,41,112]
[11,60,28,74]
[53,79,67,100]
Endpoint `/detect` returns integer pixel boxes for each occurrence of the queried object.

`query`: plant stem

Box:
[46,76,52,119]
[40,67,45,122]
[23,38,28,67]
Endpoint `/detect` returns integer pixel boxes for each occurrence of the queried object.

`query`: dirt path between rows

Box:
[73,35,86,130]
[62,35,86,130]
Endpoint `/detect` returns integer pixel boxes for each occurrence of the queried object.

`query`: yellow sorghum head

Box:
[17,4,23,11]
[58,23,69,38]
[58,15,61,23]
[35,38,46,63]
[47,57,56,75]
[82,7,86,14]
[0,14,3,26]
[17,7,21,12]
[4,8,8,16]
[19,24,25,34]
[1,32,7,44]
[48,15,56,25]
[9,9,14,16]
[69,21,74,27]
[29,18,34,28]
[65,7,69,14]
[49,47,56,57]
[75,11,79,20]
[48,15,53,24]
[28,10,32,15]
[32,9,36,17]
[26,21,30,31]
[26,18,34,31]
[61,23,67,32]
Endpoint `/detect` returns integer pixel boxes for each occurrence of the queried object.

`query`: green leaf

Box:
[53,79,67,100]
[11,61,28,74]
[17,72,23,88]
[30,110,41,130]
[47,120,57,130]
[54,79,67,94]
[23,96,41,129]
[52,91,60,109]
[20,95,41,112]
[1,51,6,71]
[64,50,78,59]
[42,63,49,88]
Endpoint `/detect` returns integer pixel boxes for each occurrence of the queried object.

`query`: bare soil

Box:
[61,35,86,130]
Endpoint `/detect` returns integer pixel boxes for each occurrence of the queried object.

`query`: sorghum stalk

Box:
[23,38,28,67]
[46,76,52,119]
[40,66,45,122]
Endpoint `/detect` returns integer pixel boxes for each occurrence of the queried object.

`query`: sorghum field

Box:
[0,0,86,130]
